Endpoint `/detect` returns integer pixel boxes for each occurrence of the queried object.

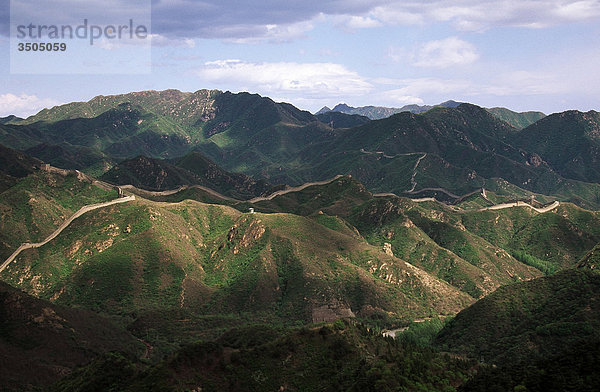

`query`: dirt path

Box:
[0,196,135,273]
[138,338,154,360]
[407,153,427,193]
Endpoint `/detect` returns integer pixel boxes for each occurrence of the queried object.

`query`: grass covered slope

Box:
[1,103,195,159]
[232,176,597,298]
[579,243,600,270]
[315,111,370,128]
[461,202,600,272]
[25,143,114,177]
[486,107,545,129]
[302,103,600,208]
[0,170,117,260]
[245,177,549,299]
[0,195,473,327]
[348,196,543,299]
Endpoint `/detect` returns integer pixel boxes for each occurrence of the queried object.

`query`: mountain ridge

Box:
[3,90,600,209]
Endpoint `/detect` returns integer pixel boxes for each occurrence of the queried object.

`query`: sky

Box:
[1,0,600,117]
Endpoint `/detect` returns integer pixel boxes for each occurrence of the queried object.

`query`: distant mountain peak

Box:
[438,100,462,108]
[0,115,23,124]
[315,106,331,115]
[320,100,466,120]
[332,103,355,112]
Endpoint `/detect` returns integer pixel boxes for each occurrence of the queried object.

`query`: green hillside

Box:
[513,110,600,183]
[25,143,114,177]
[315,111,371,128]
[578,243,600,270]
[247,176,598,290]
[436,268,600,391]
[0,194,473,352]
[0,170,117,261]
[18,89,216,127]
[486,107,546,129]
[152,174,600,297]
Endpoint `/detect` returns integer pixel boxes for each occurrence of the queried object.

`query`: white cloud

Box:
[385,94,425,106]
[412,37,479,68]
[370,1,600,31]
[150,34,195,48]
[371,7,425,25]
[385,78,473,98]
[224,20,316,44]
[334,15,382,30]
[0,93,61,118]
[196,60,373,97]
[552,0,600,21]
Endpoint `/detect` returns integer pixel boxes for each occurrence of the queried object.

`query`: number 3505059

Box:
[18,42,67,51]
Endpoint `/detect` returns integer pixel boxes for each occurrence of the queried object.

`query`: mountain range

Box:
[1,89,599,390]
[315,100,464,119]
[316,101,546,129]
[2,89,599,208]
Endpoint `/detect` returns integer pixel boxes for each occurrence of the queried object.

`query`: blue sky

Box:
[1,0,600,117]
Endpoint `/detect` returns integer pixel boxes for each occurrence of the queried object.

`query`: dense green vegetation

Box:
[435,269,600,391]
[0,143,41,192]
[514,110,600,183]
[315,111,370,128]
[0,192,474,356]
[52,320,476,392]
[510,250,556,275]
[25,143,114,177]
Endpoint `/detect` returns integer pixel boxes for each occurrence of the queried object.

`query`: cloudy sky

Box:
[1,0,600,117]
